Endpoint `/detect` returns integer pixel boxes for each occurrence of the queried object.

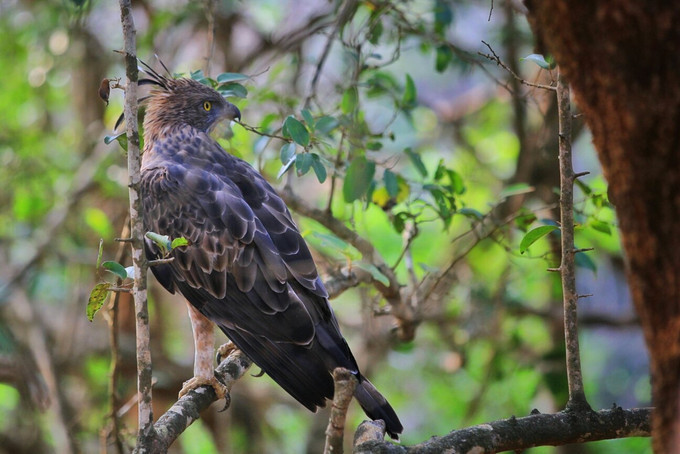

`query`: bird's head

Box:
[137,63,241,144]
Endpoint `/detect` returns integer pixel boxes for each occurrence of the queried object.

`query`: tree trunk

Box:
[525,2,680,452]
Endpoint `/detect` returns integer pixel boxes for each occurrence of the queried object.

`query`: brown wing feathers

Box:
[140,76,403,437]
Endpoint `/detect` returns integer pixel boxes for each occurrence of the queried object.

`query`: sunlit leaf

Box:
[590,219,612,235]
[343,156,375,202]
[521,53,556,70]
[520,225,560,254]
[341,87,358,114]
[102,261,128,280]
[171,237,189,249]
[145,231,172,255]
[284,116,310,147]
[372,187,391,208]
[104,132,128,151]
[87,283,111,322]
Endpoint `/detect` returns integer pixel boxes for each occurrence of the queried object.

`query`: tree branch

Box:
[148,348,252,452]
[324,368,358,454]
[118,0,153,450]
[353,407,651,453]
[556,70,589,411]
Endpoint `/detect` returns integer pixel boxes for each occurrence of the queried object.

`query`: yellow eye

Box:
[203,101,212,111]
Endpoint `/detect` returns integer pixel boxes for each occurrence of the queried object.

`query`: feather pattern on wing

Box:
[139,76,402,437]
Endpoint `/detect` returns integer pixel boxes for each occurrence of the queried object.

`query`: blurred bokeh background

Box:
[0,0,650,452]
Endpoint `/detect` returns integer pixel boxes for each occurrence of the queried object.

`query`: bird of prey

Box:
[137,65,403,438]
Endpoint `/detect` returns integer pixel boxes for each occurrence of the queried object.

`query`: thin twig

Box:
[237,121,290,142]
[556,69,590,411]
[204,0,217,76]
[479,40,556,91]
[118,0,154,450]
[304,0,358,110]
[324,368,358,454]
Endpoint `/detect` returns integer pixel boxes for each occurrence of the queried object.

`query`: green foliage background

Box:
[0,0,650,453]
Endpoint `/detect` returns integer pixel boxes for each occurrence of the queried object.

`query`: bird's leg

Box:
[179,302,227,400]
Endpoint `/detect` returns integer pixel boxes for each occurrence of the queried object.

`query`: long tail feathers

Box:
[354,377,403,439]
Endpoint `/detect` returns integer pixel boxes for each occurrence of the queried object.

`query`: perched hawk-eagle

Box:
[137,66,402,438]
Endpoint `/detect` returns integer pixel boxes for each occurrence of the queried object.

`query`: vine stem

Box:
[556,69,589,411]
[118,0,154,449]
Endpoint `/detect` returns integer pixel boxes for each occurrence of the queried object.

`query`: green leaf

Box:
[402,74,416,108]
[434,0,453,35]
[190,69,206,81]
[519,225,560,254]
[295,152,313,175]
[315,116,339,135]
[343,156,376,202]
[341,87,358,114]
[366,141,383,151]
[171,237,189,249]
[590,219,612,235]
[354,262,390,286]
[521,53,556,70]
[87,283,111,321]
[145,231,172,255]
[575,179,592,196]
[284,116,310,147]
[104,132,128,151]
[301,109,314,130]
[280,142,296,164]
[436,45,453,72]
[384,169,399,197]
[216,72,249,83]
[404,148,427,177]
[102,261,128,280]
[575,250,597,273]
[217,82,248,98]
[311,154,327,183]
[368,16,383,45]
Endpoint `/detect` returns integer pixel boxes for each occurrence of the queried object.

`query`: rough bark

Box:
[525,2,680,452]
[353,407,651,453]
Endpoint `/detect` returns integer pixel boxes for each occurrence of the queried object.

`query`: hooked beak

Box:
[222,101,241,122]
